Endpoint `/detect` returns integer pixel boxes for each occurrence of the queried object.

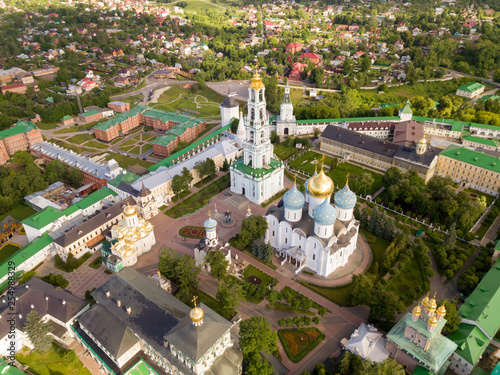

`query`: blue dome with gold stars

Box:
[334,184,356,210]
[283,185,305,210]
[313,199,337,225]
[204,215,217,232]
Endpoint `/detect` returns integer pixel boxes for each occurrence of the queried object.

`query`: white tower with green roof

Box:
[399,99,413,121]
[229,73,284,204]
[276,82,297,135]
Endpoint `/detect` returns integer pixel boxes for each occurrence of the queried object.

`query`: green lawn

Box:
[360,228,391,272]
[0,204,37,222]
[463,188,495,207]
[474,220,492,240]
[129,146,142,154]
[153,86,224,119]
[16,343,91,375]
[84,140,110,150]
[142,144,153,153]
[118,94,144,108]
[243,265,278,287]
[120,139,137,147]
[167,0,227,13]
[102,152,154,169]
[53,121,98,134]
[48,139,93,154]
[166,174,230,218]
[37,122,59,130]
[274,143,299,160]
[290,87,305,106]
[297,281,354,307]
[0,243,21,263]
[67,133,95,144]
[199,291,235,321]
[142,134,155,141]
[385,255,427,305]
[289,151,383,195]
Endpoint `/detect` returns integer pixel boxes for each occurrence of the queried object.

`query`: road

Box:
[111,77,195,105]
[446,68,500,88]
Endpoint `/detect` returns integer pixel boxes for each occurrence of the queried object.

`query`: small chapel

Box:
[264,159,360,277]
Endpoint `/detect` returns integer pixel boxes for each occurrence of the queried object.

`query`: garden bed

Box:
[179,226,206,239]
[0,243,21,263]
[278,328,324,362]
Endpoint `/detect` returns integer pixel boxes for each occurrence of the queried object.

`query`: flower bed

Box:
[278,327,324,363]
[179,226,206,239]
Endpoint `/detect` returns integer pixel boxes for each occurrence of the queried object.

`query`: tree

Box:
[241,215,268,241]
[351,172,374,196]
[205,249,229,279]
[251,240,274,263]
[438,299,461,334]
[238,317,278,356]
[216,277,245,311]
[230,117,239,134]
[182,167,194,187]
[350,274,373,305]
[245,352,274,375]
[24,310,52,352]
[67,167,83,188]
[158,248,200,302]
[444,223,457,250]
[172,174,188,196]
[309,67,325,86]
[221,158,230,171]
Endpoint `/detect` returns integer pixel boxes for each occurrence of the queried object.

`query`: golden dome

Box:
[419,137,427,144]
[428,315,438,326]
[139,229,148,238]
[123,204,137,217]
[249,72,265,91]
[115,229,124,239]
[428,293,437,311]
[437,303,446,316]
[190,306,204,323]
[307,168,334,199]
[421,293,429,308]
[412,305,421,316]
[125,234,139,244]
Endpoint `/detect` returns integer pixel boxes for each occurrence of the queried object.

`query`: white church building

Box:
[264,164,360,277]
[229,73,285,204]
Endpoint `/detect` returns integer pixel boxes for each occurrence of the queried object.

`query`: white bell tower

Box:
[242,73,274,169]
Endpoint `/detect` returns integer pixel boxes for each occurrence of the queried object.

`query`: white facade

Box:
[220,93,239,127]
[109,204,155,267]
[264,170,359,277]
[230,74,284,204]
[276,82,297,136]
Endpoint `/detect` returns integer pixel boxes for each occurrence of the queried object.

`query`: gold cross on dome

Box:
[320,155,326,170]
[192,296,198,307]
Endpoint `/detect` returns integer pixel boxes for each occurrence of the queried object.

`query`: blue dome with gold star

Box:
[283,185,305,210]
[334,184,356,210]
[204,215,217,232]
[313,199,337,225]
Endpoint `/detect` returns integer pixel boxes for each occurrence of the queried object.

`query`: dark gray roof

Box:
[0,277,86,338]
[165,303,232,361]
[322,125,438,167]
[394,145,439,167]
[78,304,139,359]
[221,95,238,108]
[54,196,136,248]
[205,347,243,375]
[322,125,400,158]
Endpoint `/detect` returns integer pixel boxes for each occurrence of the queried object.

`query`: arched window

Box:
[251,108,255,120]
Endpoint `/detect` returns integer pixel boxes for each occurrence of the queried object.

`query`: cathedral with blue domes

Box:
[264,161,360,277]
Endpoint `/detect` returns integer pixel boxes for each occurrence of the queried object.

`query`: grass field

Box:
[0,243,21,263]
[102,152,154,169]
[16,343,92,375]
[48,139,93,154]
[278,328,325,362]
[274,143,299,160]
[129,146,141,154]
[360,228,391,272]
[37,122,59,130]
[385,255,427,305]
[84,140,110,150]
[118,94,144,108]
[288,151,384,195]
[463,188,495,206]
[152,86,224,119]
[243,265,278,287]
[0,204,36,222]
[67,133,95,144]
[167,0,227,14]
[54,121,99,134]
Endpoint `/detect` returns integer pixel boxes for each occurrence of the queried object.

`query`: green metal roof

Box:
[231,157,283,178]
[80,109,102,118]
[60,115,73,121]
[65,187,117,215]
[386,313,458,373]
[448,324,489,365]
[478,95,500,103]
[108,172,140,188]
[0,120,37,140]
[149,124,231,171]
[152,134,177,146]
[463,136,499,147]
[0,233,53,280]
[93,105,148,130]
[296,116,400,124]
[439,145,500,174]
[123,359,159,375]
[456,258,500,338]
[21,206,65,230]
[458,82,485,93]
[0,359,27,375]
[400,99,413,114]
[412,366,434,375]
